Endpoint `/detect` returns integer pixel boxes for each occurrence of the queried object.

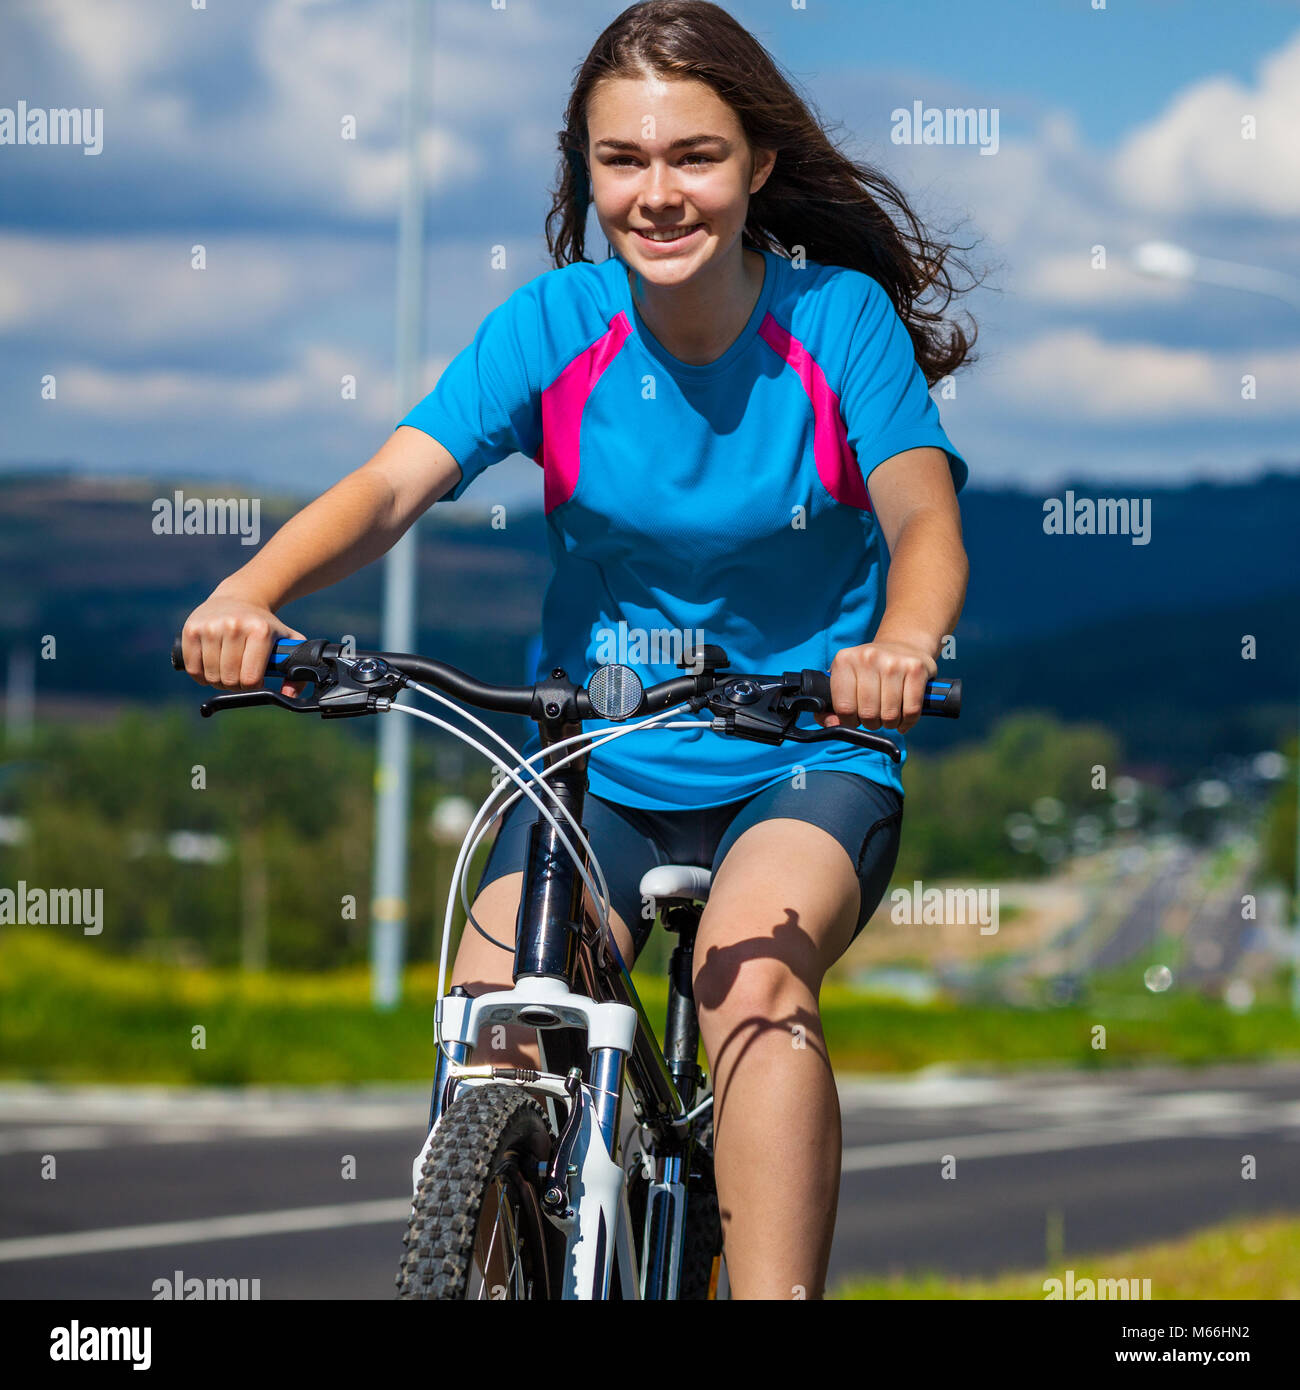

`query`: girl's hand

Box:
[815,640,938,735]
[179,594,306,697]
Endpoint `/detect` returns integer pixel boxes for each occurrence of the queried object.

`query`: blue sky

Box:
[772,0,1300,146]
[1,0,1297,501]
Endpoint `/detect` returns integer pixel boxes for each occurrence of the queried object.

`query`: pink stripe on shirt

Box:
[758,313,873,511]
[535,311,633,513]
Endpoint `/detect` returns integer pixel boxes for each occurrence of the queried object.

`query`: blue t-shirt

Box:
[399,247,967,810]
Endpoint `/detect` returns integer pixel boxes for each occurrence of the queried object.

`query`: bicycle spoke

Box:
[469,1175,535,1300]
[475,1178,508,1298]
[503,1202,524,1298]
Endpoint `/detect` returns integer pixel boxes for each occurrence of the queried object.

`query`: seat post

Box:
[662,903,703,1114]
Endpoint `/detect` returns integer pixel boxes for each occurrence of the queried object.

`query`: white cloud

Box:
[20,0,517,219]
[0,234,303,346]
[990,329,1300,422]
[58,344,396,423]
[888,107,1101,255]
[1111,30,1300,217]
[1015,252,1189,306]
[36,0,186,94]
[887,34,1300,316]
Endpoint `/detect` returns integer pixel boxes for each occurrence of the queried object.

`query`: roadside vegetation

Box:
[3,929,1297,1084]
[834,1212,1300,1300]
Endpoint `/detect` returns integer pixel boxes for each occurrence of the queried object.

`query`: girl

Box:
[180,0,978,1299]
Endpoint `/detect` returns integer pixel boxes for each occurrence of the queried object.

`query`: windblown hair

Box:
[545,0,985,385]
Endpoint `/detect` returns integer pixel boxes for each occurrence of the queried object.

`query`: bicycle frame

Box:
[172,631,958,1301]
[414,716,711,1301]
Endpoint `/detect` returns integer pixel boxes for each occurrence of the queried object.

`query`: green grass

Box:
[2,929,1298,1085]
[833,1213,1300,1299]
[0,929,432,1085]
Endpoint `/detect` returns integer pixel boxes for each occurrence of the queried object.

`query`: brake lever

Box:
[196,655,407,720]
[200,690,320,719]
[698,673,903,762]
[782,723,902,763]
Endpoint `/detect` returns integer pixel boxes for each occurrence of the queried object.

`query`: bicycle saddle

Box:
[639,864,713,903]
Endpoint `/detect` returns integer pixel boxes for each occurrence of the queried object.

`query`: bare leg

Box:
[692,819,860,1300]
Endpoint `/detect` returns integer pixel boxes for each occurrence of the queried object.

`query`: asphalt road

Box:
[1,1062,1298,1298]
[1086,846,1191,973]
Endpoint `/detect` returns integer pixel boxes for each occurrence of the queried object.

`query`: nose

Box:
[638,159,684,212]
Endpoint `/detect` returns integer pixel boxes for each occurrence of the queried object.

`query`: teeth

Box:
[642,225,699,242]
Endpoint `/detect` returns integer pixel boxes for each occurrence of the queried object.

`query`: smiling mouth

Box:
[633,223,703,244]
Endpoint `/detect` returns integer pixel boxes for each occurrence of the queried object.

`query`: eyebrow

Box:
[593,135,730,152]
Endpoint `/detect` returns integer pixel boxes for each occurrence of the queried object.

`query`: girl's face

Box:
[585,73,774,285]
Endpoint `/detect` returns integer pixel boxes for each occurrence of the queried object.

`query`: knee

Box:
[693,953,817,1045]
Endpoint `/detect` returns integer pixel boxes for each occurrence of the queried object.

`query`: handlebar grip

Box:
[172,633,312,677]
[800,670,961,719]
[922,677,961,718]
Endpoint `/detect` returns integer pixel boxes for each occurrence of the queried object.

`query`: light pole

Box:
[1132,240,1300,1010]
[5,647,34,749]
[1131,241,1300,309]
[370,0,429,1009]
[1294,737,1300,1014]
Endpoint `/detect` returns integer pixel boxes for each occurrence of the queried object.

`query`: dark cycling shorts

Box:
[475,770,904,960]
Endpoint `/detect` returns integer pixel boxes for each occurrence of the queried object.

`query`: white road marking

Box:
[841,1111,1292,1172]
[0,1198,411,1263]
[837,1076,1024,1109]
[0,1126,114,1154]
[0,1084,422,1131]
[0,1119,411,1155]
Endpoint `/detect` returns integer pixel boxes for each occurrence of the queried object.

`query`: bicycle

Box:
[171,633,961,1299]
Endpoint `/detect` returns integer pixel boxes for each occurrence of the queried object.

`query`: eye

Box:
[603,154,716,167]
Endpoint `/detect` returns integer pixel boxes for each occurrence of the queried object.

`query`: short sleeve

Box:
[398,285,543,503]
[839,279,968,494]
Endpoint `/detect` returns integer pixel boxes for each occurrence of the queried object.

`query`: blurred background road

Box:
[2,1063,1298,1298]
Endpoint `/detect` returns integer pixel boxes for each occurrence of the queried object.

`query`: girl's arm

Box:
[820,445,969,735]
[179,426,461,694]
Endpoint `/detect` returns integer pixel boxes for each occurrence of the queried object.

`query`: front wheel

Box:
[397,1084,557,1300]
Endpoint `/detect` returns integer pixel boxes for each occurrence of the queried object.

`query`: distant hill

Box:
[0,470,552,698]
[1,467,1296,776]
[957,473,1300,644]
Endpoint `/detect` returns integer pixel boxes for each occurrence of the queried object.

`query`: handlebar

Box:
[171,635,961,760]
[170,636,703,719]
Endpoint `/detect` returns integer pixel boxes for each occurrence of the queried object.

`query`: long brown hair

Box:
[545,0,984,386]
